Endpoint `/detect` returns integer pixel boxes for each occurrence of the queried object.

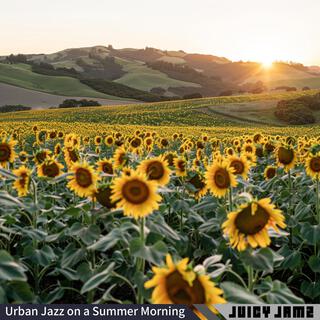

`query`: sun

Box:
[261,58,274,69]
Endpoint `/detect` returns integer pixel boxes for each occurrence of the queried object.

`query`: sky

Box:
[0,0,319,65]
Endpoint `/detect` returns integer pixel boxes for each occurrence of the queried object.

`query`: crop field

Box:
[0,90,320,313]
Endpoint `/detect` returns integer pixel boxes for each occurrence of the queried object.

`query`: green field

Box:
[115,58,200,93]
[0,63,122,99]
[1,90,320,138]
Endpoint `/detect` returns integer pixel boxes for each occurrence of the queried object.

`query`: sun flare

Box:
[261,59,274,69]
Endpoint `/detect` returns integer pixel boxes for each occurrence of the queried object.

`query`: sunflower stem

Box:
[88,200,96,303]
[31,178,40,295]
[316,178,320,224]
[229,187,233,211]
[137,217,145,304]
[247,265,254,292]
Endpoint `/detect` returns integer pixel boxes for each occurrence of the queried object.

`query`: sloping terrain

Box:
[1,45,320,103]
[0,63,121,99]
[0,82,137,109]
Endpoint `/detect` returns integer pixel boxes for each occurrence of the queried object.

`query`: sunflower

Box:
[144,254,225,319]
[164,152,177,167]
[276,145,296,171]
[19,151,28,163]
[173,157,187,177]
[305,153,320,179]
[97,158,114,175]
[187,171,207,199]
[242,142,256,154]
[54,143,62,156]
[13,166,31,197]
[64,146,80,167]
[0,138,17,166]
[205,162,237,197]
[34,149,51,165]
[111,171,161,219]
[130,137,143,150]
[138,156,171,186]
[67,162,99,197]
[113,147,129,169]
[244,151,257,166]
[94,136,102,146]
[105,135,114,146]
[37,157,64,178]
[228,155,250,179]
[93,184,118,209]
[122,166,133,176]
[264,166,277,180]
[222,198,286,251]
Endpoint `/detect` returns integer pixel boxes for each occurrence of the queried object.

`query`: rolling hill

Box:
[1,45,320,109]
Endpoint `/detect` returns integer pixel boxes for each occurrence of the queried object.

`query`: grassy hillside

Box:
[114,59,200,93]
[0,63,122,99]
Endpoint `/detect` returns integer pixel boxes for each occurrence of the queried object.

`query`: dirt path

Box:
[0,82,138,109]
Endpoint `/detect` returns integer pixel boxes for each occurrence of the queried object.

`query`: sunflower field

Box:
[0,108,320,315]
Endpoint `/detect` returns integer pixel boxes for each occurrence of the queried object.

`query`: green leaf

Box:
[0,250,27,282]
[147,214,180,241]
[69,223,100,245]
[278,245,301,270]
[88,229,123,252]
[8,281,34,303]
[61,244,85,268]
[80,262,115,294]
[220,282,263,304]
[300,222,320,245]
[258,278,304,303]
[308,256,320,273]
[0,191,26,209]
[42,287,65,304]
[240,248,282,274]
[129,238,168,265]
[301,280,320,299]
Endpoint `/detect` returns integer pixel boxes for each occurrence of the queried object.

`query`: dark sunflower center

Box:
[147,161,164,180]
[107,138,113,144]
[189,174,205,190]
[131,138,141,148]
[43,162,60,178]
[122,179,149,204]
[102,163,113,174]
[68,149,79,162]
[95,186,117,209]
[310,157,320,172]
[245,146,253,153]
[19,173,28,188]
[266,167,276,179]
[165,154,175,166]
[75,168,93,188]
[214,168,230,188]
[36,152,47,164]
[235,204,269,235]
[231,160,244,174]
[0,144,11,161]
[177,160,185,171]
[278,147,294,165]
[166,271,205,306]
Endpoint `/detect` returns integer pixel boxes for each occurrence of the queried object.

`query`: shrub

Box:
[59,99,101,108]
[0,105,31,113]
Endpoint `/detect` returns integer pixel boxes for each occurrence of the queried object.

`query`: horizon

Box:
[1,0,320,66]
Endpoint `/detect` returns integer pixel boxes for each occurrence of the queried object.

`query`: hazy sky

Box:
[1,0,319,65]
